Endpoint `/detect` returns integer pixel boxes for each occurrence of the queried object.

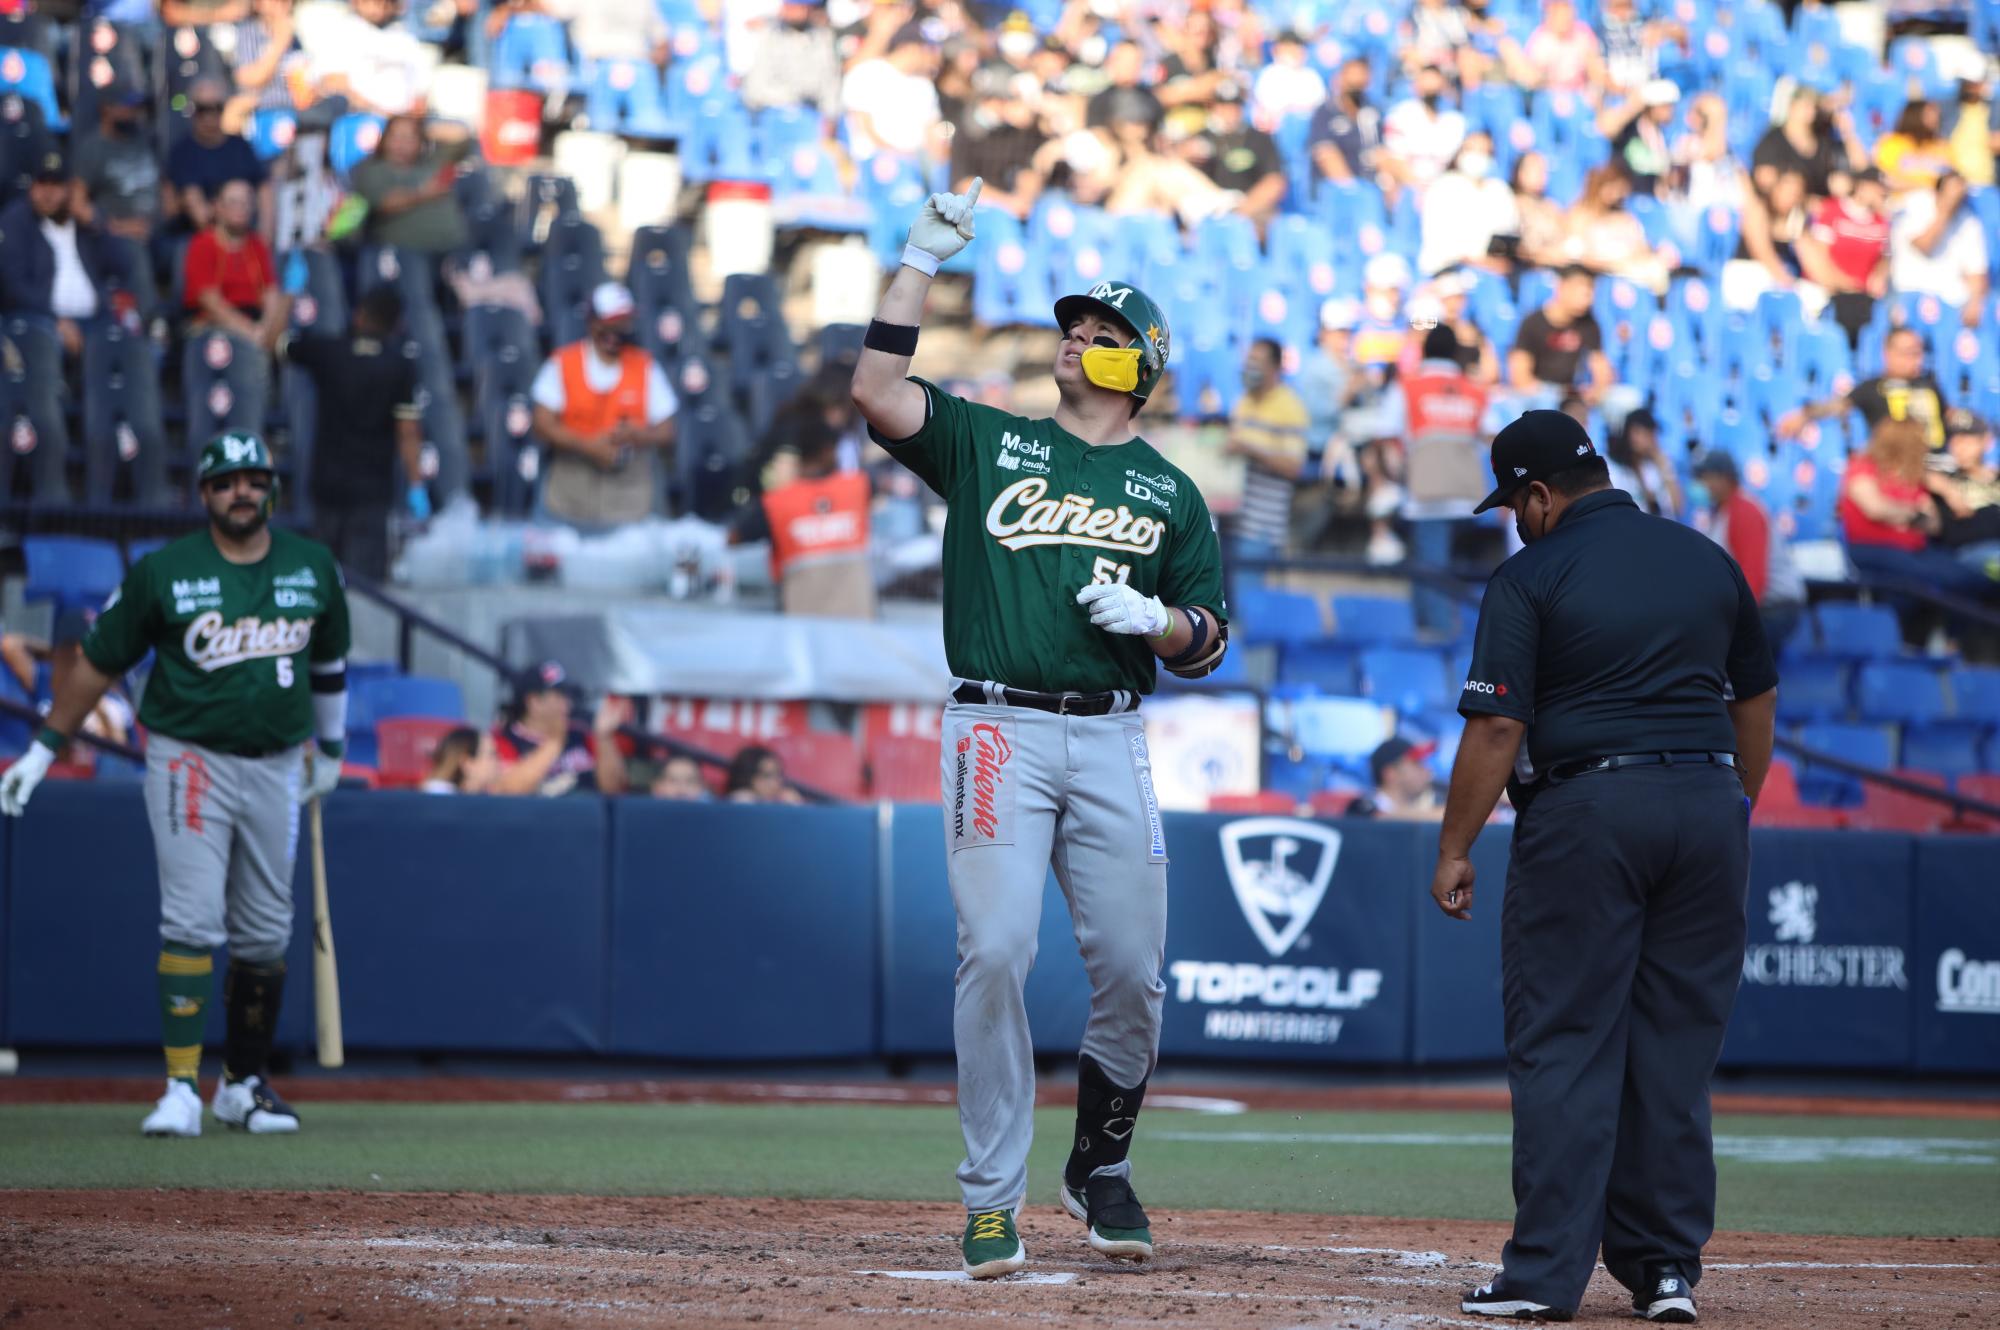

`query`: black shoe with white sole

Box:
[1461,1279,1574,1321]
[1633,1267,1697,1323]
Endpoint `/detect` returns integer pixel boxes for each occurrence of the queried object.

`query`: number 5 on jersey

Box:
[1092,557,1131,586]
[277,657,294,688]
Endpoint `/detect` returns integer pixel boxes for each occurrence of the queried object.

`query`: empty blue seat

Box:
[1795,722,1898,806]
[1856,661,1949,726]
[490,13,573,92]
[247,108,297,161]
[25,536,124,611]
[1332,595,1417,646]
[1235,587,1325,644]
[1278,641,1358,694]
[1287,696,1394,766]
[349,675,466,730]
[1358,647,1451,715]
[1901,724,1987,779]
[329,113,385,184]
[1950,667,2000,727]
[1813,603,1903,659]
[1775,658,1848,722]
[583,58,671,136]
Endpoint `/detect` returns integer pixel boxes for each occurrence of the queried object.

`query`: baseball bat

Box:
[309,794,345,1069]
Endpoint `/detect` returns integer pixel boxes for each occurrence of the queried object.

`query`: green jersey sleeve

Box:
[1158,483,1227,620]
[870,376,986,498]
[312,556,353,663]
[81,557,162,676]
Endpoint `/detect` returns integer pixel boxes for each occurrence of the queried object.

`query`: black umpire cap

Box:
[1472,410,1600,514]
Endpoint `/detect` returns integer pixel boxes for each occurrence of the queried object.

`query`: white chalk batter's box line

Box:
[1153,1130,2000,1166]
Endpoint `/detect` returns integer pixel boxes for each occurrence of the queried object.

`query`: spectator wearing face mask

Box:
[1308,56,1381,187]
[1191,81,1286,231]
[74,87,161,251]
[1225,336,1311,560]
[1419,132,1515,276]
[530,283,678,529]
[1380,62,1466,202]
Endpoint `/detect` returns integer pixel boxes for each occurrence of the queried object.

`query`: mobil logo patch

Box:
[1219,818,1340,958]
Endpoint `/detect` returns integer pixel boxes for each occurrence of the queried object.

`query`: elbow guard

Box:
[1163,607,1229,679]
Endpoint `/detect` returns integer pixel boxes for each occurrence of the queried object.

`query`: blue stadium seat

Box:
[973,209,1055,327]
[1950,667,2000,728]
[1332,595,1418,646]
[329,113,385,184]
[0,654,34,754]
[247,108,297,162]
[489,13,573,93]
[538,216,607,346]
[25,536,124,610]
[462,303,542,517]
[1795,722,1898,806]
[1278,641,1358,694]
[1774,658,1848,722]
[1812,603,1903,660]
[677,392,753,522]
[1855,661,1948,726]
[1358,647,1451,716]
[1901,724,1987,779]
[350,675,466,731]
[126,536,168,566]
[582,58,672,136]
[1285,696,1393,767]
[0,47,62,130]
[1234,586,1324,644]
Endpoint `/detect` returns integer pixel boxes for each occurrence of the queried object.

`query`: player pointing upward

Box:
[851,178,1229,1278]
[0,433,351,1137]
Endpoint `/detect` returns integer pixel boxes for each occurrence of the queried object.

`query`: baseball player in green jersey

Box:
[0,432,351,1137]
[851,179,1229,1279]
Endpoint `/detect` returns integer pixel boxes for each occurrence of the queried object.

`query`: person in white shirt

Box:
[300,0,434,117]
[1419,131,1518,275]
[530,283,679,529]
[1890,171,1991,321]
[842,26,943,162]
[1381,62,1467,202]
[1251,30,1327,126]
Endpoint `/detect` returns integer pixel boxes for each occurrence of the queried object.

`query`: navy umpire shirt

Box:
[1458,489,1779,772]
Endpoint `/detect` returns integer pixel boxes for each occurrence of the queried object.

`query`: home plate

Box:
[856,1270,1079,1284]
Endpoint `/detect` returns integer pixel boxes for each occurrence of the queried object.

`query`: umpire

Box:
[1429,410,1778,1324]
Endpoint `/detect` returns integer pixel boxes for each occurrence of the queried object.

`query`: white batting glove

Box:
[905,177,982,267]
[1077,582,1171,637]
[299,747,343,804]
[0,738,56,816]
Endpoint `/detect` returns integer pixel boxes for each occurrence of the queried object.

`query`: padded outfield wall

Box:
[3,786,1995,1072]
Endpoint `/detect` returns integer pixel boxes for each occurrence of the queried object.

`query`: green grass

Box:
[2,1103,1995,1238]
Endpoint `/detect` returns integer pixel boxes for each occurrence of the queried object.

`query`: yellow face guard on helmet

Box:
[1079,345,1144,393]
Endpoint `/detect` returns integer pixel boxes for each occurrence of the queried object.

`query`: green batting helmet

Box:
[1053,280,1171,404]
[198,432,279,513]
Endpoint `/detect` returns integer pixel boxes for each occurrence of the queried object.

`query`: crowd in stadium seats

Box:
[1,0,1998,822]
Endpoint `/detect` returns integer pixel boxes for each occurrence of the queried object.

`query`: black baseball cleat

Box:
[1461,1279,1573,1321]
[212,1074,301,1134]
[1060,1170,1153,1262]
[1633,1266,1697,1323]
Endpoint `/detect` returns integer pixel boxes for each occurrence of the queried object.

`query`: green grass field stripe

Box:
[1,1103,1993,1238]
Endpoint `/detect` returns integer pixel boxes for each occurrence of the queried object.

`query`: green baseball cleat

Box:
[961,1208,1027,1279]
[1061,1171,1154,1262]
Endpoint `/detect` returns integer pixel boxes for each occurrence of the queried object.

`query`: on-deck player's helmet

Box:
[1052,280,1171,406]
[198,431,280,515]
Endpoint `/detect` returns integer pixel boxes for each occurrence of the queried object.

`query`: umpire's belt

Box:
[1548,750,1737,781]
[952,681,1140,716]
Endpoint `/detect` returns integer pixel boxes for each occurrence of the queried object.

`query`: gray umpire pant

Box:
[144,733,304,965]
[940,694,1169,1214]
[1498,763,1750,1311]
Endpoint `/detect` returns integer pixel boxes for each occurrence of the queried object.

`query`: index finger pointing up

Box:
[964,177,983,210]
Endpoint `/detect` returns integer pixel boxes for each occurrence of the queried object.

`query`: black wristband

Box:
[1163,607,1211,668]
[864,320,920,356]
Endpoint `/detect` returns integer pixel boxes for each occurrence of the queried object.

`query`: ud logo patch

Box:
[949,717,1016,851]
[1219,818,1342,958]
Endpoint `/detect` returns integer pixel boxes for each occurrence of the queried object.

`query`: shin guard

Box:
[1064,1053,1148,1189]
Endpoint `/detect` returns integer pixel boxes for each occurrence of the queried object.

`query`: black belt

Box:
[951,682,1139,716]
[1548,750,1737,781]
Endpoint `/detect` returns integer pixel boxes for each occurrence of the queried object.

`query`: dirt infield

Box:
[2,1190,1992,1328]
[3,1074,1996,1119]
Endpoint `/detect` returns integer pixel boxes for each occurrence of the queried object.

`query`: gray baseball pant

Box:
[940,693,1169,1214]
[144,733,304,965]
